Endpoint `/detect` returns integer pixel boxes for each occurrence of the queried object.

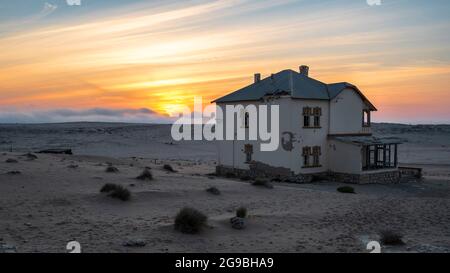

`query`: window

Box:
[303,107,321,128]
[363,144,398,170]
[244,144,253,163]
[313,107,321,127]
[302,146,321,167]
[363,110,371,127]
[302,146,311,167]
[312,146,321,166]
[303,115,310,127]
[244,112,249,128]
[314,116,320,127]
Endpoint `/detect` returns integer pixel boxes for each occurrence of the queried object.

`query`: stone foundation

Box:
[328,170,400,184]
[216,165,401,184]
[215,165,316,183]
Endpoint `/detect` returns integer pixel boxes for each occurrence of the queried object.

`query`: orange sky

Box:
[0,0,449,123]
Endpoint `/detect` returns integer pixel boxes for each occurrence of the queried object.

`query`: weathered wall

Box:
[216,97,330,175]
[328,139,362,174]
[329,88,367,135]
[290,99,329,174]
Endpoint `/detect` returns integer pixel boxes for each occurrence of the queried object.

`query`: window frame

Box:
[244,144,253,163]
[303,107,322,128]
[244,112,250,129]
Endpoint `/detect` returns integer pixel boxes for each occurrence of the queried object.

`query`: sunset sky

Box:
[0,0,449,124]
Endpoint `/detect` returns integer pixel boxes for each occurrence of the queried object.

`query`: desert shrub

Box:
[136,168,153,180]
[252,178,274,189]
[24,153,38,160]
[100,183,118,193]
[108,185,131,201]
[105,166,119,173]
[206,186,221,195]
[174,207,207,234]
[163,164,175,172]
[380,230,404,245]
[5,158,18,163]
[236,207,247,218]
[337,186,355,194]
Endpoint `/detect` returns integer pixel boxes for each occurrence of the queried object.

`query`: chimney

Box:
[299,65,309,77]
[254,73,261,83]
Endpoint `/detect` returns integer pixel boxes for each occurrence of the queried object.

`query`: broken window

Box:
[312,146,321,166]
[314,116,320,127]
[244,144,253,163]
[303,115,310,127]
[303,146,321,167]
[313,107,321,127]
[302,146,311,167]
[362,144,398,170]
[303,107,321,128]
[363,110,371,127]
[244,112,249,128]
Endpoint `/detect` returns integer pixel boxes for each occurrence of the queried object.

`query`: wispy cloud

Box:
[0,2,58,33]
[0,107,171,124]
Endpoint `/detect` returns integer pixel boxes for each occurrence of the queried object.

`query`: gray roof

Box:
[331,136,402,146]
[213,69,376,110]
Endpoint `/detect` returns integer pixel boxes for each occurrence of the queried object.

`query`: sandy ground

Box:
[0,123,449,253]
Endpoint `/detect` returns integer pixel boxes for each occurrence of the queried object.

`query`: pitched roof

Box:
[213,69,376,110]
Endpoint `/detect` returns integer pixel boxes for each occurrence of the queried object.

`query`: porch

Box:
[330,135,402,172]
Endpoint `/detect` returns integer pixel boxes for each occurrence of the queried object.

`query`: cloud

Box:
[0,2,57,33]
[41,2,58,18]
[0,108,173,124]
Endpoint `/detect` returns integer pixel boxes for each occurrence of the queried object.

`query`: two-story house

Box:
[213,66,401,184]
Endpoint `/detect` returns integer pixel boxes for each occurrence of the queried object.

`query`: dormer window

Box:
[363,110,371,127]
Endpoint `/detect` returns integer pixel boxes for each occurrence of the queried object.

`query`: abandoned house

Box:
[213,66,401,184]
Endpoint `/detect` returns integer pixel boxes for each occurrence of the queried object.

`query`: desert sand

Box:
[0,123,449,253]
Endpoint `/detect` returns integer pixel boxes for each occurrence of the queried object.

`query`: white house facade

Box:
[213,66,401,184]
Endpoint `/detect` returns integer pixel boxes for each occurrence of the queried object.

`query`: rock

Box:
[206,187,221,195]
[67,164,79,169]
[230,217,245,230]
[0,244,16,253]
[6,171,21,175]
[5,158,18,163]
[123,239,146,247]
[23,153,38,160]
